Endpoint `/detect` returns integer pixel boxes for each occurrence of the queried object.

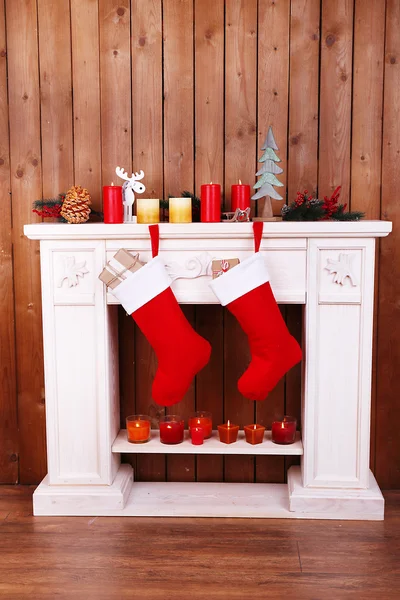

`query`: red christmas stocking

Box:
[210,222,302,400]
[113,225,211,406]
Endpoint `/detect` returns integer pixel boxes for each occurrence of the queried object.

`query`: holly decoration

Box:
[32,194,66,219]
[282,187,364,221]
[33,191,103,222]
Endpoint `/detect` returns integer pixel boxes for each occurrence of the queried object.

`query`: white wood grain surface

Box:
[112,429,303,455]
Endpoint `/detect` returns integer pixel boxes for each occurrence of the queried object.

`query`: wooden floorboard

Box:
[0,488,398,599]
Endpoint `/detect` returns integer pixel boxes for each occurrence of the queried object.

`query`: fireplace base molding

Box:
[24,222,392,520]
[32,465,383,520]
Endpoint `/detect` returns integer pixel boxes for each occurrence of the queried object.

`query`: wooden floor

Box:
[0,487,399,600]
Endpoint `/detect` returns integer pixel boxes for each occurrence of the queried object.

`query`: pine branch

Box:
[282,200,325,221]
[331,205,365,221]
[32,195,65,220]
[282,192,365,222]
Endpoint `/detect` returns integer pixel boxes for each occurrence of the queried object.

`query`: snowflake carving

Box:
[325,253,358,287]
[57,256,89,288]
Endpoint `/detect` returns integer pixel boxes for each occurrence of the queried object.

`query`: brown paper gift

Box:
[211,258,240,279]
[98,249,145,290]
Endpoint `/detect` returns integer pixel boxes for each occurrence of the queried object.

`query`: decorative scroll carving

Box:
[164,252,213,281]
[57,256,89,288]
[325,253,358,286]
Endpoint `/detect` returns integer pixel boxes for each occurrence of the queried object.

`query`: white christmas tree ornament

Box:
[252,126,284,221]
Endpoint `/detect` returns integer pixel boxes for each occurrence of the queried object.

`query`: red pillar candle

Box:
[231,180,251,212]
[271,416,297,445]
[191,427,204,446]
[200,183,221,222]
[103,184,123,223]
[217,420,239,444]
[244,424,265,445]
[159,415,184,445]
[188,411,212,439]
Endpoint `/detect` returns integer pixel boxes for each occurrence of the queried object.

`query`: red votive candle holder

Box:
[244,424,265,445]
[103,184,123,223]
[159,415,184,445]
[126,415,151,444]
[231,180,251,212]
[201,183,221,222]
[188,411,212,439]
[217,420,239,444]
[271,416,297,445]
[191,427,204,446]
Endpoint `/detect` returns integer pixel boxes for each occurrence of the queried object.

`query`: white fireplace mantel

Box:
[24,221,392,519]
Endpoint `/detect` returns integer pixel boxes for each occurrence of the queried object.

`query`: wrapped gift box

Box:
[211,258,240,279]
[98,249,144,290]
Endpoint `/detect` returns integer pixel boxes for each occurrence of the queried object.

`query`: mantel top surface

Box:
[24,220,392,240]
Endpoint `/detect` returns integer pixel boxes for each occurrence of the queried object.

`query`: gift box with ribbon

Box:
[98,249,145,289]
[211,258,240,279]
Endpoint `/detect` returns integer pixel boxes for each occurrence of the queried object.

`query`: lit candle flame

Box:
[227,419,230,427]
[239,179,242,185]
[111,181,114,186]
[281,422,285,429]
[253,424,257,430]
[210,181,213,184]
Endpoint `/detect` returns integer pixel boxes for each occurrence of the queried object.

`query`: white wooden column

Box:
[288,237,384,519]
[38,240,129,489]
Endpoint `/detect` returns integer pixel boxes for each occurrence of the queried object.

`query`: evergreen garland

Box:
[282,187,364,222]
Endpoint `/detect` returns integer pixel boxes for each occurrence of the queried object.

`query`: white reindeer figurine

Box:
[115,166,146,223]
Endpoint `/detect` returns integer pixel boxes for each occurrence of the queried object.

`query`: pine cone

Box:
[61,185,92,224]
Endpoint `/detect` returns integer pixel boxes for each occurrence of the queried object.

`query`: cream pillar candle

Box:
[136,198,160,224]
[169,197,192,223]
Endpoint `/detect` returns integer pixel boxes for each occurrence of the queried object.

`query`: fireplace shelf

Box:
[112,429,303,455]
[24,221,392,519]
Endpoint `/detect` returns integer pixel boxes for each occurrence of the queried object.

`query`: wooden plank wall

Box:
[0,0,399,489]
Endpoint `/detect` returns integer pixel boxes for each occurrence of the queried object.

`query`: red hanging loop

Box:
[253,221,263,253]
[149,224,160,257]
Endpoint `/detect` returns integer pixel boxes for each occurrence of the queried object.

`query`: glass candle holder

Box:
[136,198,160,224]
[169,197,192,223]
[191,427,204,446]
[271,416,297,445]
[126,414,151,444]
[188,411,212,439]
[244,424,265,445]
[217,420,239,444]
[159,415,184,445]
